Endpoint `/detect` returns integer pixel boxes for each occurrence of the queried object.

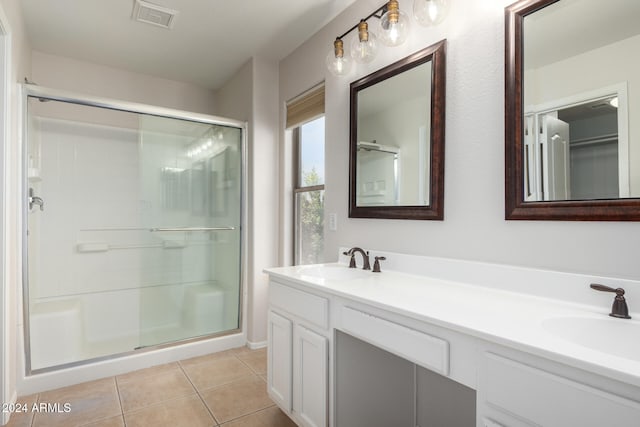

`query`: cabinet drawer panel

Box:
[483,353,640,427]
[270,281,329,329]
[340,306,449,375]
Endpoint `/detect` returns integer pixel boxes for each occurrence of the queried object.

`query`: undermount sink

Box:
[299,264,370,281]
[541,315,640,360]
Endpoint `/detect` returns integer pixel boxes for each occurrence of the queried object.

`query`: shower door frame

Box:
[0,3,10,422]
[21,83,248,375]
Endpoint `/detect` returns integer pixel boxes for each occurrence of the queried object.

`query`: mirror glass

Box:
[505,0,640,220]
[349,41,446,220]
[523,0,640,202]
[356,61,431,206]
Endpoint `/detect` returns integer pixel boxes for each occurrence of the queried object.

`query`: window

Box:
[294,116,325,265]
[286,84,325,265]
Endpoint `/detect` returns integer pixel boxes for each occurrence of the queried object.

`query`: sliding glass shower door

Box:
[25,88,243,372]
[136,115,242,348]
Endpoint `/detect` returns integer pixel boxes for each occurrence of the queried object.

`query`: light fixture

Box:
[351,20,378,64]
[326,0,449,76]
[326,38,352,76]
[413,0,449,27]
[379,0,410,47]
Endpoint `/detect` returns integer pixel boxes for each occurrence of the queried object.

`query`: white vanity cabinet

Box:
[267,280,330,427]
[478,351,640,427]
[265,256,640,427]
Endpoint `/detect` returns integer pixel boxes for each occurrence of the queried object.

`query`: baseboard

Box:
[1,391,17,425]
[246,340,267,350]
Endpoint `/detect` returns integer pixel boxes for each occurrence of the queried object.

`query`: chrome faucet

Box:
[28,188,44,211]
[343,247,370,270]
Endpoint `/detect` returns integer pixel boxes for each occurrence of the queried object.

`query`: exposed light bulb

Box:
[380,0,410,47]
[413,0,449,27]
[326,38,352,76]
[351,20,378,64]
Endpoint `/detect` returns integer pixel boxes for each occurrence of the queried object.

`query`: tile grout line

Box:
[214,351,276,425]
[29,393,39,427]
[75,377,127,427]
[179,350,272,426]
[113,376,127,427]
[217,403,279,426]
[234,349,269,377]
[235,355,259,376]
[117,363,204,414]
[178,359,220,426]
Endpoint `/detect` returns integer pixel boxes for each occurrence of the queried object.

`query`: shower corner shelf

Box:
[28,167,41,182]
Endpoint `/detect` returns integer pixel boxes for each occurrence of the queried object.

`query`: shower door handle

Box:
[149,226,236,232]
[28,188,44,211]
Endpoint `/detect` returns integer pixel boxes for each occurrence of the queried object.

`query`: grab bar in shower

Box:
[149,226,236,232]
[78,226,237,233]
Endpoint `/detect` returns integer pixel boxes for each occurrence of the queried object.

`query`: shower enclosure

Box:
[22,85,245,373]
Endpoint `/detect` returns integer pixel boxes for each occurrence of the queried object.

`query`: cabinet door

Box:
[267,310,293,413]
[294,325,328,427]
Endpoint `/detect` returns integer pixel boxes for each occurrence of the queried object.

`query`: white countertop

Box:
[264,261,640,389]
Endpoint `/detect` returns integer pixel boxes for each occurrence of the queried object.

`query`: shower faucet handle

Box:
[28,188,44,211]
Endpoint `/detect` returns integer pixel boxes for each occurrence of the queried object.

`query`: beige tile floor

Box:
[6,347,297,427]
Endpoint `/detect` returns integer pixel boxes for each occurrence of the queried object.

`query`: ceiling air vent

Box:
[132,0,178,29]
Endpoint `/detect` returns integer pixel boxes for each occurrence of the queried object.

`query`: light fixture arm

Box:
[328,0,428,76]
[335,3,388,42]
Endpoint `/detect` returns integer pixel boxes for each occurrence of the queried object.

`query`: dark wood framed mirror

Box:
[505,0,640,220]
[349,40,446,220]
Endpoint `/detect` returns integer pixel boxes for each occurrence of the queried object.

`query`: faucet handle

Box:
[590,283,631,319]
[343,251,356,268]
[372,256,386,273]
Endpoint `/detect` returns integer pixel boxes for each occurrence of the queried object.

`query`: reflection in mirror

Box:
[350,40,446,220]
[505,0,640,220]
[356,62,431,206]
[357,142,399,205]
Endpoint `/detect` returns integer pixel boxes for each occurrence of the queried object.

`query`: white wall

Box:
[249,56,279,345]
[0,0,31,416]
[279,0,640,280]
[31,51,217,115]
[217,57,280,345]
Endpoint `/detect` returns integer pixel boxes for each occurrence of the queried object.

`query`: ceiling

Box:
[20,0,358,90]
